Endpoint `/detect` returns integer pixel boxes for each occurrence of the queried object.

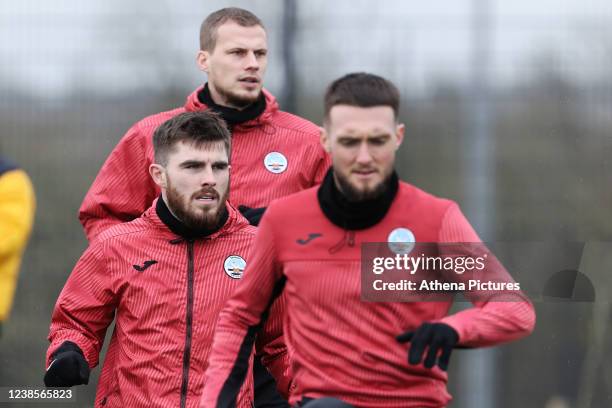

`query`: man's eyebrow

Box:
[179,160,206,167]
[336,133,390,140]
[368,133,391,139]
[336,134,360,140]
[226,46,267,55]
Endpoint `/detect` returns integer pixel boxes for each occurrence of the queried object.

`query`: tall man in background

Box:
[79,7,329,239]
[200,73,536,408]
[77,7,329,407]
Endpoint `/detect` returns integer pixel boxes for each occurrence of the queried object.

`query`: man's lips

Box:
[193,191,218,202]
[352,169,377,176]
[239,76,260,84]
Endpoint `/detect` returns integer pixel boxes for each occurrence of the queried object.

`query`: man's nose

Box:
[355,142,373,164]
[200,165,217,186]
[244,51,260,71]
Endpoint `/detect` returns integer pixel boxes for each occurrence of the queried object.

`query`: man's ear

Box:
[149,163,167,188]
[395,123,405,149]
[320,126,331,153]
[196,50,210,73]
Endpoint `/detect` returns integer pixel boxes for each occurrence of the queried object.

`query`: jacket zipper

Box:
[179,240,195,408]
[329,230,356,253]
[347,231,355,247]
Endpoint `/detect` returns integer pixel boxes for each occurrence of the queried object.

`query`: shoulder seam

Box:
[97,224,157,244]
[269,112,319,136]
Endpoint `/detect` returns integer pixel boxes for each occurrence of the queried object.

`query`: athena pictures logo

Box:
[387,227,416,255]
[264,152,288,174]
[223,256,246,279]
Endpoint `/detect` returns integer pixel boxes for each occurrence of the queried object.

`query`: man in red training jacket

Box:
[79,7,329,240]
[45,111,288,408]
[200,73,536,408]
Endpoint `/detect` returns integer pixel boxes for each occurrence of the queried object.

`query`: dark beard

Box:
[334,170,391,203]
[166,184,228,231]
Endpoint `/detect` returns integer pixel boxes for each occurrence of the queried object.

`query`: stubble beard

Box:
[215,81,262,109]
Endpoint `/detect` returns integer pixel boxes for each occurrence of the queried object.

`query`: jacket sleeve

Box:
[0,169,35,322]
[200,204,288,408]
[437,203,536,347]
[78,124,158,241]
[255,292,291,397]
[46,243,117,368]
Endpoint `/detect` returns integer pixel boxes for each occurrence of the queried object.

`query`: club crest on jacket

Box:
[263,152,288,174]
[388,227,415,255]
[223,255,246,279]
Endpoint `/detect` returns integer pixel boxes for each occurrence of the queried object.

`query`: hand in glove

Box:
[396,322,459,371]
[44,341,90,387]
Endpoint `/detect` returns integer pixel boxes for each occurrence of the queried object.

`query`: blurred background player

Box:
[200,73,536,408]
[44,112,288,408]
[0,156,35,338]
[79,6,329,239]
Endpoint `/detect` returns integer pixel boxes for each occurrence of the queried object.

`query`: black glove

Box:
[238,206,267,226]
[396,322,459,371]
[44,341,90,387]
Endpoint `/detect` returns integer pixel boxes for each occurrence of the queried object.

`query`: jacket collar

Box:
[196,83,266,127]
[317,168,399,230]
[144,197,249,241]
[184,84,278,132]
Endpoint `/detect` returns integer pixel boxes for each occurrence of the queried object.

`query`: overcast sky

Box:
[1,0,611,98]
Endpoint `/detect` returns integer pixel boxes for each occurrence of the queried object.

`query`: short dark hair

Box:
[200,7,265,51]
[324,72,400,123]
[153,111,231,166]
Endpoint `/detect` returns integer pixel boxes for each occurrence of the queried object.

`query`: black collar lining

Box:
[155,196,229,240]
[317,169,399,230]
[197,83,266,127]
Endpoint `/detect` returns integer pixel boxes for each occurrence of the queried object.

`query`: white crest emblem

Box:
[224,255,246,279]
[264,152,288,174]
[387,228,416,255]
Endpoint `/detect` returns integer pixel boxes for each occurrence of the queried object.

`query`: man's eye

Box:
[340,140,359,147]
[213,164,228,170]
[369,138,386,146]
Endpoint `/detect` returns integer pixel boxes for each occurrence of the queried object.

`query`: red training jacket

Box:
[200,183,536,408]
[47,200,288,408]
[79,86,331,241]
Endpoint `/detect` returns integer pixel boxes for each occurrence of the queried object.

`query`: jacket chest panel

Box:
[229,135,310,203]
[117,256,188,325]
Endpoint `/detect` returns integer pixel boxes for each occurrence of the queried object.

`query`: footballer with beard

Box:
[45,111,289,408]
